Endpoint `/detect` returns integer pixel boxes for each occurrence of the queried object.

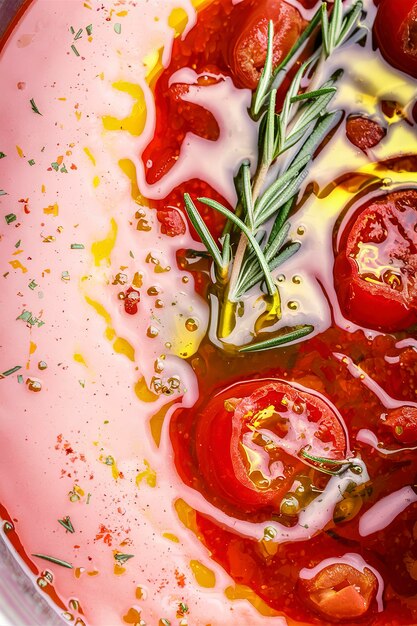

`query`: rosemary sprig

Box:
[183,0,364,349]
[32,553,73,569]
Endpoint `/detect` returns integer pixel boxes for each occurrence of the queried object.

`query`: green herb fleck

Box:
[32,553,73,569]
[60,164,68,173]
[17,374,24,384]
[86,493,92,504]
[30,98,42,115]
[114,553,134,565]
[114,23,121,34]
[58,516,75,533]
[86,24,93,36]
[79,379,85,388]
[0,152,6,159]
[28,159,35,166]
[0,190,8,196]
[15,240,21,248]
[28,280,38,290]
[5,213,16,225]
[71,44,80,57]
[51,162,59,171]
[74,28,83,40]
[70,26,75,34]
[1,365,22,378]
[17,310,45,328]
[70,243,84,250]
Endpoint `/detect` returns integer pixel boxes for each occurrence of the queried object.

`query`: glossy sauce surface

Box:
[1,1,417,625]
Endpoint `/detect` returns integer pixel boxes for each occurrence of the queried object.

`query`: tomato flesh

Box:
[345,115,386,152]
[225,0,305,90]
[374,0,417,78]
[195,380,347,512]
[298,563,378,621]
[334,189,417,331]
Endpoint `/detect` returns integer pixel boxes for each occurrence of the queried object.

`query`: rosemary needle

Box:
[32,553,73,569]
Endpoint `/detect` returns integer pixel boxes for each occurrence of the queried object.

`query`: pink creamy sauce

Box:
[0,1,266,624]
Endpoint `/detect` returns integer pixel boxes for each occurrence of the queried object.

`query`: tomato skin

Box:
[345,115,386,151]
[334,189,417,332]
[298,563,378,621]
[195,380,347,512]
[374,0,417,78]
[226,0,305,90]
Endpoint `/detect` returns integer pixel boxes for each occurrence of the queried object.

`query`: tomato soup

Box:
[1,1,417,625]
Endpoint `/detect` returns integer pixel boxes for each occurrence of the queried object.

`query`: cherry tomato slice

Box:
[374,0,417,78]
[195,380,347,512]
[334,189,417,331]
[226,0,305,90]
[345,115,386,152]
[298,562,378,621]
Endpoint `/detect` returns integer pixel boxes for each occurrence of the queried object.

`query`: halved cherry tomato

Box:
[195,380,347,512]
[226,0,305,89]
[382,406,417,444]
[346,115,386,151]
[298,562,378,621]
[334,189,417,331]
[374,0,417,78]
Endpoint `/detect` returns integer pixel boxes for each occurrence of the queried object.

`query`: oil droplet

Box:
[147,326,159,338]
[287,300,299,311]
[146,253,159,265]
[189,560,216,588]
[38,360,47,370]
[113,272,128,285]
[297,225,306,236]
[277,274,286,283]
[43,570,53,583]
[62,612,73,621]
[280,493,300,516]
[182,276,189,283]
[37,577,48,588]
[155,299,164,308]
[185,318,198,332]
[147,286,160,296]
[3,521,14,532]
[154,357,165,373]
[292,275,302,285]
[118,292,126,300]
[68,599,79,611]
[27,378,42,392]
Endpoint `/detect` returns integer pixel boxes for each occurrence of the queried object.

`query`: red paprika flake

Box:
[346,115,386,151]
[157,208,186,237]
[124,287,140,315]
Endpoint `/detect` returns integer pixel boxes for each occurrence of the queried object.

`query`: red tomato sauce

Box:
[171,326,417,625]
[148,2,417,624]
